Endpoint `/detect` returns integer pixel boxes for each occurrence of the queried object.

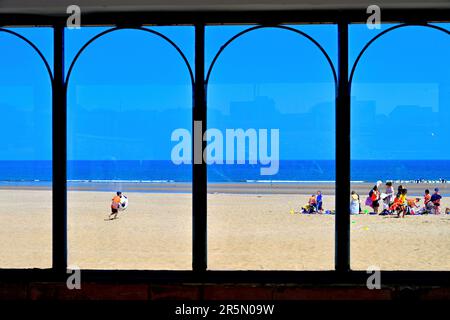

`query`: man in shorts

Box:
[110,192,121,220]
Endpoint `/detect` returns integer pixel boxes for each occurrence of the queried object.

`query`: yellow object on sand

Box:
[290,209,295,214]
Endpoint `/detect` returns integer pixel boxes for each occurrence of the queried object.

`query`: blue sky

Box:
[0,24,449,161]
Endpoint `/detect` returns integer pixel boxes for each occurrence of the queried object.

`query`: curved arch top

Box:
[205,25,338,88]
[65,27,195,90]
[349,23,450,89]
[0,28,54,83]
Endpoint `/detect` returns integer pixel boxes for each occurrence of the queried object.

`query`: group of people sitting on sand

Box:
[301,190,324,214]
[350,180,446,217]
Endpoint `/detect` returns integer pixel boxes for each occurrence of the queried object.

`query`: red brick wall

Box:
[1,283,449,300]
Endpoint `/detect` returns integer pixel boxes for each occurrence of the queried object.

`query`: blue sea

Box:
[0,160,449,183]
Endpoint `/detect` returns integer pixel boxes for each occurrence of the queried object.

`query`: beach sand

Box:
[0,188,449,270]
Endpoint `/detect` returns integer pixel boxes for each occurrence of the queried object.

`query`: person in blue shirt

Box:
[316,190,323,213]
[430,188,442,214]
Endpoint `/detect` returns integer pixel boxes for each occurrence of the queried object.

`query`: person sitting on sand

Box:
[424,189,431,207]
[430,188,442,214]
[302,194,317,214]
[417,189,433,214]
[424,189,433,213]
[316,190,323,213]
[405,197,420,215]
[350,191,360,215]
[110,192,121,220]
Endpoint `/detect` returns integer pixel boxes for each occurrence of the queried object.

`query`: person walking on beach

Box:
[110,192,121,220]
[430,188,442,214]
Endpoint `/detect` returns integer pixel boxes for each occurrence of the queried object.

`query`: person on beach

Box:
[398,188,408,218]
[405,197,420,215]
[430,188,442,214]
[350,191,360,215]
[380,181,395,214]
[369,185,381,214]
[316,190,323,213]
[424,189,433,213]
[424,189,431,206]
[302,194,317,214]
[385,182,395,206]
[417,189,433,214]
[389,186,405,217]
[109,192,121,220]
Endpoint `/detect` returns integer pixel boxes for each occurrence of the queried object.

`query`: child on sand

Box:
[110,192,121,220]
[302,194,317,214]
[398,188,407,218]
[424,189,433,213]
[316,190,323,213]
[405,197,420,215]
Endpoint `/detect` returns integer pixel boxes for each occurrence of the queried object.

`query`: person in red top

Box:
[422,189,433,213]
[370,185,381,214]
[424,189,431,205]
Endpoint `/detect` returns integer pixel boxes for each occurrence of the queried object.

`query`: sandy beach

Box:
[0,185,449,270]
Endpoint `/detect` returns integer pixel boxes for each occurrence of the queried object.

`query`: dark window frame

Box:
[0,9,449,286]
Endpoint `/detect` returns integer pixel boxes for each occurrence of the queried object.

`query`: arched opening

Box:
[66,27,194,270]
[350,24,450,270]
[0,28,53,268]
[206,25,337,270]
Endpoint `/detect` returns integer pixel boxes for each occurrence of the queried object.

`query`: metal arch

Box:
[349,23,450,89]
[205,25,338,88]
[65,26,195,90]
[0,28,54,83]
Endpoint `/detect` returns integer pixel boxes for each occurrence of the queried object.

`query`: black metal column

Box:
[335,20,351,272]
[52,25,67,273]
[193,23,207,271]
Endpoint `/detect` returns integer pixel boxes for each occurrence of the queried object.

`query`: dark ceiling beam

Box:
[0,9,449,27]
